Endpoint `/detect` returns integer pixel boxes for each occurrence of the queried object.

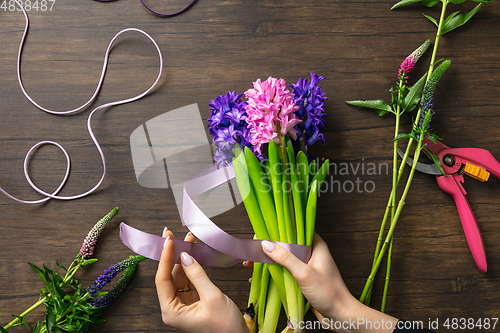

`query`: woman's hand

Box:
[155,228,249,333]
[261,233,398,333]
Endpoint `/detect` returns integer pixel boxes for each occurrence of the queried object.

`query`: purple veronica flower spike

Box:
[87,255,146,300]
[289,73,327,148]
[89,264,138,308]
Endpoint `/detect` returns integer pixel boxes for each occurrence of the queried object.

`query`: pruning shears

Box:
[399,138,500,273]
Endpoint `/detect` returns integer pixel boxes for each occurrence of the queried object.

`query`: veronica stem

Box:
[360,138,424,303]
[365,81,403,305]
[381,235,393,313]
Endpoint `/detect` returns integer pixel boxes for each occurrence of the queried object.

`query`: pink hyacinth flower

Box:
[244,77,300,153]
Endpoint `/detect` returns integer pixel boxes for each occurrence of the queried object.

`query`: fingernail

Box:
[180,252,194,267]
[162,227,168,238]
[261,240,276,253]
[184,232,192,241]
[242,261,248,267]
[164,236,170,248]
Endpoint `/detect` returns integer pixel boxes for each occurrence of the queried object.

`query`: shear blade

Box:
[396,146,441,175]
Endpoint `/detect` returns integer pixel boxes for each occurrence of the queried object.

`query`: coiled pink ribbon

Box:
[1,0,163,203]
[120,164,312,267]
[95,0,197,17]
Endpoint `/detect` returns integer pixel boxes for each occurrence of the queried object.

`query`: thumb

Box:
[261,240,309,284]
[179,252,220,300]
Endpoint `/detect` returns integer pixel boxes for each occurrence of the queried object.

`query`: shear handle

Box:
[444,148,500,179]
[437,174,487,273]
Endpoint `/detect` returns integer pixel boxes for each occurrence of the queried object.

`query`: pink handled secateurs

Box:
[399,138,500,273]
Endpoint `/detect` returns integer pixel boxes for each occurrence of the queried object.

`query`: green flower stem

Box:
[429,0,450,78]
[360,138,424,303]
[3,260,82,330]
[248,261,264,308]
[258,264,271,329]
[381,235,393,313]
[365,80,403,306]
[261,279,281,333]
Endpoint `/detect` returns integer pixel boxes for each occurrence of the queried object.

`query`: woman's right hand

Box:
[261,233,398,333]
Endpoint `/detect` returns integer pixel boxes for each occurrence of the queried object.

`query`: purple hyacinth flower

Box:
[208,91,259,167]
[289,73,327,148]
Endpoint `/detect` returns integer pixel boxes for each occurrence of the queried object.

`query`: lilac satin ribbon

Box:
[95,0,197,17]
[120,164,312,267]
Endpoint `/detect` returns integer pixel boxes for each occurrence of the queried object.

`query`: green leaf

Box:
[40,288,47,299]
[402,72,427,113]
[420,0,440,7]
[244,147,279,241]
[56,262,67,272]
[232,155,270,241]
[310,159,329,190]
[286,143,305,245]
[32,321,40,333]
[423,13,438,26]
[451,0,467,3]
[28,263,54,294]
[11,315,30,327]
[297,151,309,210]
[440,4,483,35]
[345,99,394,117]
[267,140,287,244]
[80,259,98,266]
[391,132,419,142]
[391,0,420,10]
[0,326,8,333]
[305,180,319,246]
[46,305,55,333]
[425,132,443,144]
[424,148,447,176]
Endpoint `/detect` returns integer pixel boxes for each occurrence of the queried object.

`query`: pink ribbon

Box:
[120,164,312,267]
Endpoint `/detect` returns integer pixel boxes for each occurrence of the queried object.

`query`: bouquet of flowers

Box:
[207,74,328,333]
[0,208,146,333]
[346,0,494,311]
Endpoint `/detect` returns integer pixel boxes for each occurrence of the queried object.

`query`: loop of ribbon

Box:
[120,164,312,267]
[95,0,197,17]
[1,0,163,204]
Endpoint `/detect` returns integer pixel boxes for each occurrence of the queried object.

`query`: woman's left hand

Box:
[155,228,249,333]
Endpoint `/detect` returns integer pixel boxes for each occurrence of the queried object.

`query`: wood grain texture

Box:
[0,0,499,332]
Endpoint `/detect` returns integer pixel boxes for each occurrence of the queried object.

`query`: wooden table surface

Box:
[1,0,499,332]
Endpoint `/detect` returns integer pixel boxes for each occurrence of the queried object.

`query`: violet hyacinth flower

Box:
[398,39,431,81]
[78,207,119,260]
[244,77,300,154]
[289,73,327,147]
[87,255,146,300]
[208,91,257,167]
